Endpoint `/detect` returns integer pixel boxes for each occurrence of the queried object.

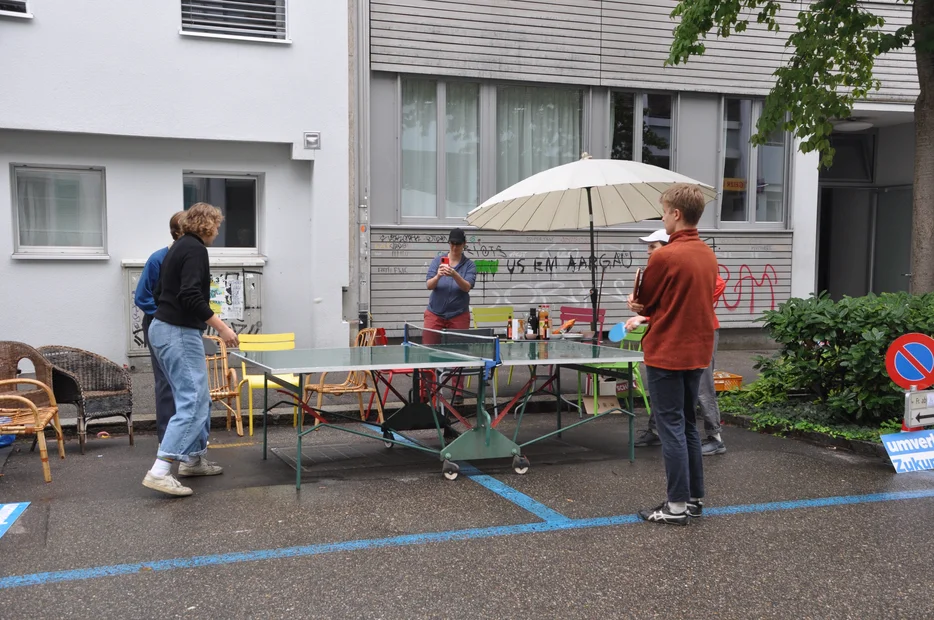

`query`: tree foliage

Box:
[666,0,914,168]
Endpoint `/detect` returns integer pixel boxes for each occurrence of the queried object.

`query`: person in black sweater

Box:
[142,202,239,497]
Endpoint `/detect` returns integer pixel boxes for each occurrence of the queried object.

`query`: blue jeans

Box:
[148,319,210,462]
[143,313,176,442]
[646,366,705,503]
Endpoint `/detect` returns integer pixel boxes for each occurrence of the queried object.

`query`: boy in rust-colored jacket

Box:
[632,183,717,526]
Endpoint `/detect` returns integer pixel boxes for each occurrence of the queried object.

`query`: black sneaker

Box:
[686,499,704,517]
[633,429,661,447]
[701,437,726,456]
[638,502,689,526]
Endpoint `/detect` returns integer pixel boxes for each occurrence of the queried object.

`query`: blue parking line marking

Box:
[362,425,568,522]
[2,488,933,590]
[459,463,571,523]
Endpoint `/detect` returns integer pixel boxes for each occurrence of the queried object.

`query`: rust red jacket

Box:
[638,229,718,370]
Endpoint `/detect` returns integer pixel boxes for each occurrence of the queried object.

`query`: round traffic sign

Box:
[885,333,934,390]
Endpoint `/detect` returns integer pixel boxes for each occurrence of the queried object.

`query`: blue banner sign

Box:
[881,430,934,473]
[0,502,29,539]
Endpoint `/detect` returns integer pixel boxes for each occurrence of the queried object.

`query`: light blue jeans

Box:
[149,318,210,462]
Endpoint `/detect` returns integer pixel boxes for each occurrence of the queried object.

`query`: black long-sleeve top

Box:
[154,233,214,330]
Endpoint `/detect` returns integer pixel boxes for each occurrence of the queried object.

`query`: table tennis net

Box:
[403,323,500,362]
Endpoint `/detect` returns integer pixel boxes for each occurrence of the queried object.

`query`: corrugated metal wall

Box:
[370,227,792,334]
[371,0,918,101]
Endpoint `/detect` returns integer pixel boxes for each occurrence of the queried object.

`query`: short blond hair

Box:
[660,183,706,225]
[182,203,223,241]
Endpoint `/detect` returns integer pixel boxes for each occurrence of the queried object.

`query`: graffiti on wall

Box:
[372,231,786,317]
[718,264,779,313]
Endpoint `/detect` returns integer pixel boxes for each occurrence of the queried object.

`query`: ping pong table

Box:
[232,325,643,489]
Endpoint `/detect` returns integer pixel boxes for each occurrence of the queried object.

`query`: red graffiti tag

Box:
[717,264,778,313]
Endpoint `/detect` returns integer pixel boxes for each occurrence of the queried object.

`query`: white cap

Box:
[639,229,670,244]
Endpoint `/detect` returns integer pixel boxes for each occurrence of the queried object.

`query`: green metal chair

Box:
[577,324,650,417]
[467,306,515,390]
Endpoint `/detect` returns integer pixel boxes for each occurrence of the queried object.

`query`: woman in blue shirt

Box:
[424,228,477,344]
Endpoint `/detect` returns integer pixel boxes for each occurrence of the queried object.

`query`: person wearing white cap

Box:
[639,229,671,246]
[627,230,727,455]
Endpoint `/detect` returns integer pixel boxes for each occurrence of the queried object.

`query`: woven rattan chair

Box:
[1,341,54,408]
[0,376,65,483]
[303,327,383,425]
[37,345,133,454]
[203,335,243,436]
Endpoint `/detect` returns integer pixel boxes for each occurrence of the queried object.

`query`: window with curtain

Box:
[497,85,582,192]
[401,79,479,219]
[13,166,106,253]
[183,174,258,249]
[720,98,788,224]
[611,92,673,170]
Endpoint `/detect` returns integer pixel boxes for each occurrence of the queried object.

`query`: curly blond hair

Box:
[182,203,224,241]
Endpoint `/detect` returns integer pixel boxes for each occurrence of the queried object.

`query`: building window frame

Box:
[608,89,678,171]
[716,97,791,229]
[0,1,31,19]
[397,75,587,225]
[179,0,290,45]
[11,164,109,259]
[182,171,263,255]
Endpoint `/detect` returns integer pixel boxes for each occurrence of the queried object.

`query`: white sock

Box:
[713,433,722,442]
[668,501,687,514]
[690,497,702,503]
[149,458,173,476]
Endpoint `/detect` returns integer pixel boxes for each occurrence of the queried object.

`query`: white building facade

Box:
[353,0,919,340]
[1,0,354,363]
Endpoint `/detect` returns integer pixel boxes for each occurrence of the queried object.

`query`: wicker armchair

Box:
[37,345,133,454]
[203,335,243,436]
[0,341,65,482]
[303,328,383,425]
[0,378,65,482]
[1,341,54,407]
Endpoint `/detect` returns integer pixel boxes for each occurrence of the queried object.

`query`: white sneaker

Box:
[142,472,193,497]
[178,457,223,477]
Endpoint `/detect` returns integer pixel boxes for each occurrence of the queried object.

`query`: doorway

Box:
[817,186,912,299]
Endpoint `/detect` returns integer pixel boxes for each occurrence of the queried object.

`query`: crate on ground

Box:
[713,371,743,392]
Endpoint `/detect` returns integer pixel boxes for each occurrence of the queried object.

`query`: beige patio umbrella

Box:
[465,155,717,332]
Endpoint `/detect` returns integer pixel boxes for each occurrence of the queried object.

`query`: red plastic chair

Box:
[559,306,607,344]
[366,328,435,417]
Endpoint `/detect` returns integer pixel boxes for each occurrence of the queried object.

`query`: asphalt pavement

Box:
[1,403,932,619]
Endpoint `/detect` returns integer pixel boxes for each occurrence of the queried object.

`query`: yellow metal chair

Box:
[237,333,300,437]
[469,306,515,390]
[303,328,384,426]
[203,335,244,436]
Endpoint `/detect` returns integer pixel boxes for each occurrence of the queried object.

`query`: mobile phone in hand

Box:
[441,256,449,266]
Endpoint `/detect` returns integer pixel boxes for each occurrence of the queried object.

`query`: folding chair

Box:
[365,328,436,418]
[303,328,384,425]
[237,333,300,436]
[559,305,606,343]
[578,324,650,417]
[439,328,497,418]
[469,306,515,390]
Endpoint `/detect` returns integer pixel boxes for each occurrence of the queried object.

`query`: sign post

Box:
[882,334,934,472]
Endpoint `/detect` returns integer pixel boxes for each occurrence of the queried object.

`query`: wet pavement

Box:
[1,405,932,619]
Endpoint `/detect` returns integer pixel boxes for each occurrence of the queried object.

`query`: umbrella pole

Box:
[586,186,598,335]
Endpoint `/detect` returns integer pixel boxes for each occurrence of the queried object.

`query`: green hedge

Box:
[754,292,934,424]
